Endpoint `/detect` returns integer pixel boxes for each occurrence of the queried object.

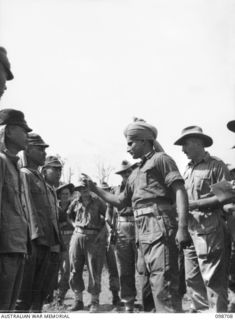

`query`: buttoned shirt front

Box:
[0,151,28,253]
[21,167,55,246]
[184,152,231,201]
[184,152,231,234]
[122,151,184,210]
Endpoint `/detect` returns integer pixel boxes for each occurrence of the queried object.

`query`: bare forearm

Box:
[93,186,121,207]
[175,185,188,228]
[191,195,220,210]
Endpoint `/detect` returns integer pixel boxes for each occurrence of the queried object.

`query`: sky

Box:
[0,0,235,186]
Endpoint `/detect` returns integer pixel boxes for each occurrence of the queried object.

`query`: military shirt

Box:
[21,167,55,246]
[122,151,184,210]
[184,152,231,201]
[67,192,106,230]
[184,152,231,234]
[0,151,28,253]
[47,184,63,252]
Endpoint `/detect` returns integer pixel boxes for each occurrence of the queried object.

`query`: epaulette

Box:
[209,155,224,163]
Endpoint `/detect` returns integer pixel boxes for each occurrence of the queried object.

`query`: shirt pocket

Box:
[197,178,211,198]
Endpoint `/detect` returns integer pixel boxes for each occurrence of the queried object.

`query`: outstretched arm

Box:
[81,174,124,207]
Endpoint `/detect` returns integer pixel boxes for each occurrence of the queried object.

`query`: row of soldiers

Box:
[1,46,235,313]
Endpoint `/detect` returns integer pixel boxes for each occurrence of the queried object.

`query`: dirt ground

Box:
[42,266,193,313]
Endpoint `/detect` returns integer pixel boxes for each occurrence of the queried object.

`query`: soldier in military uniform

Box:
[67,178,107,313]
[174,125,231,312]
[82,118,191,312]
[106,161,137,312]
[0,109,31,311]
[41,156,65,304]
[56,183,75,305]
[15,133,58,312]
[100,181,121,308]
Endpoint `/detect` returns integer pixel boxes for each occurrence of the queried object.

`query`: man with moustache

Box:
[0,109,31,311]
[15,133,57,312]
[174,125,231,312]
[82,118,191,312]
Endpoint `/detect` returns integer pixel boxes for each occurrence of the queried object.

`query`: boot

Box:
[125,301,134,313]
[69,300,84,311]
[112,291,122,307]
[89,301,99,313]
[90,294,99,313]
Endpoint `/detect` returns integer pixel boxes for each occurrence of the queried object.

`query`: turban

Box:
[124,118,164,152]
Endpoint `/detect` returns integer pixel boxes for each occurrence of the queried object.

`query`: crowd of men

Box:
[0,46,235,313]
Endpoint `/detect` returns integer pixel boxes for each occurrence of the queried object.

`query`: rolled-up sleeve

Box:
[156,154,184,187]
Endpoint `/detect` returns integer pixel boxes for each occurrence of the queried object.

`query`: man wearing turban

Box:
[82,118,191,313]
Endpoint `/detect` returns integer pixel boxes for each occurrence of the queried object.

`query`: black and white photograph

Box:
[0,0,235,317]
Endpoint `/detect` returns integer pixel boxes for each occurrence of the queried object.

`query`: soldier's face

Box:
[120,169,132,182]
[5,125,28,151]
[27,145,47,166]
[126,138,144,159]
[0,64,7,99]
[60,188,71,202]
[44,167,62,187]
[182,138,199,160]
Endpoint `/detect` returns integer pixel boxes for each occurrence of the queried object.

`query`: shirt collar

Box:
[188,151,210,167]
[3,149,19,165]
[140,150,155,167]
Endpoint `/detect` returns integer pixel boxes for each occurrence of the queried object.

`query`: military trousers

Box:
[0,253,25,312]
[136,247,155,312]
[185,218,228,312]
[58,233,73,299]
[42,251,61,302]
[69,231,106,296]
[134,204,181,312]
[115,220,136,303]
[229,242,235,293]
[15,241,50,312]
[106,245,120,294]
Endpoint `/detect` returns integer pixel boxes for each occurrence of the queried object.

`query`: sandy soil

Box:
[42,266,192,313]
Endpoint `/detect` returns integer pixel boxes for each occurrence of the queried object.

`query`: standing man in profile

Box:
[0,108,32,311]
[82,118,191,313]
[15,133,57,312]
[41,156,65,304]
[174,125,231,312]
[0,47,14,100]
